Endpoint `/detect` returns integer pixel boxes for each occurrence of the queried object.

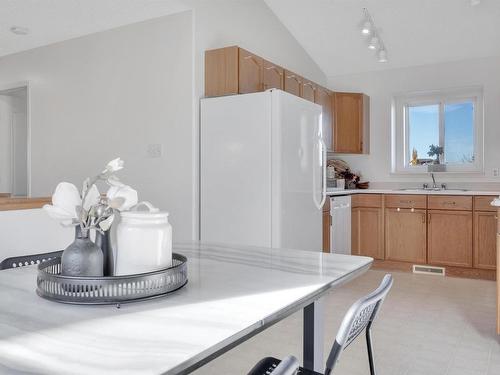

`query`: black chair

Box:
[248,274,393,375]
[0,250,63,270]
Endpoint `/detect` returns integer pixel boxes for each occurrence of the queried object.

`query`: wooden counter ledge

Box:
[0,197,51,211]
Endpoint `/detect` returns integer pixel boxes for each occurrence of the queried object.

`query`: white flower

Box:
[107,175,125,187]
[102,157,124,175]
[82,184,100,211]
[43,182,81,225]
[107,185,138,211]
[99,214,115,231]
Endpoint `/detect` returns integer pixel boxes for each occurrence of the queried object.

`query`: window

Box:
[392,87,483,173]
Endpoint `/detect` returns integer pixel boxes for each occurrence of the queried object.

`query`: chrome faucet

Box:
[431,173,438,189]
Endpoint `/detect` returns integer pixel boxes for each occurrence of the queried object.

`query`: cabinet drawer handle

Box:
[443,201,456,205]
[399,200,413,204]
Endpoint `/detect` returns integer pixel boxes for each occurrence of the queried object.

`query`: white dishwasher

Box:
[330,196,351,255]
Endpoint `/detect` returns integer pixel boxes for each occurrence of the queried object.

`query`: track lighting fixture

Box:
[360,8,388,63]
[378,49,388,63]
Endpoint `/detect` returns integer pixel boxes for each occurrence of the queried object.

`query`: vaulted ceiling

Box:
[264,0,500,77]
[1,0,499,77]
[0,0,189,58]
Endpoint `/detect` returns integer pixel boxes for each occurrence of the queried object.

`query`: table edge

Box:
[166,259,373,375]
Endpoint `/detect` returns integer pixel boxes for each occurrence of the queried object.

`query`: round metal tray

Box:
[36,253,187,305]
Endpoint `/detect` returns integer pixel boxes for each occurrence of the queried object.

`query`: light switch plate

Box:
[147,144,163,158]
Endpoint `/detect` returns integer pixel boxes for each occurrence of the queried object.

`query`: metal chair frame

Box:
[248,274,393,375]
[0,250,63,270]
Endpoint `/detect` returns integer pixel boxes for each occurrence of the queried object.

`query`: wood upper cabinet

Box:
[351,194,384,260]
[283,70,302,96]
[238,48,264,94]
[322,197,331,253]
[333,92,369,154]
[385,208,427,263]
[427,210,473,267]
[314,86,333,151]
[263,59,284,90]
[301,79,316,102]
[205,46,239,97]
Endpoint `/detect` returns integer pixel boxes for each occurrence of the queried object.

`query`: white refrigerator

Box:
[200,89,327,251]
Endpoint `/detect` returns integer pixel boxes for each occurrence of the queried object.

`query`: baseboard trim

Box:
[372,260,496,281]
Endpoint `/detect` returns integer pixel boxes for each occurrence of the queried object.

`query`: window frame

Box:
[392,87,484,174]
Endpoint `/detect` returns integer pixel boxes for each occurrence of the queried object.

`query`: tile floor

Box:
[193,269,500,375]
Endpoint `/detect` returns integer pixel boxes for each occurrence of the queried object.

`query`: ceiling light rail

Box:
[360,8,388,63]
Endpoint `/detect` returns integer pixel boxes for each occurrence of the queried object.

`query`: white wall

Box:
[0,95,12,193]
[189,0,327,237]
[0,209,73,260]
[0,0,326,246]
[328,56,500,187]
[0,11,195,241]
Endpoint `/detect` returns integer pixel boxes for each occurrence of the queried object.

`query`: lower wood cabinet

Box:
[350,194,496,278]
[352,206,384,260]
[474,211,497,269]
[427,210,473,267]
[385,208,427,263]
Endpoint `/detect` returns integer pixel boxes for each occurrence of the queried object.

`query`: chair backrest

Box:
[0,250,63,270]
[325,274,393,372]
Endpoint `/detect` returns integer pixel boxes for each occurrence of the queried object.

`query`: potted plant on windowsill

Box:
[428,144,444,165]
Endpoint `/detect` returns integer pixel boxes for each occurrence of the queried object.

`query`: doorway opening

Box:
[0,84,29,197]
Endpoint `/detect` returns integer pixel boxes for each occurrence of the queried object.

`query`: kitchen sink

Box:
[396,188,468,192]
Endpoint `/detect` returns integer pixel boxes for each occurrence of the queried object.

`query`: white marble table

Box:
[0,242,372,374]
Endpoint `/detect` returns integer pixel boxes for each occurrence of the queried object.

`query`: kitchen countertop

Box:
[0,241,372,375]
[327,189,500,196]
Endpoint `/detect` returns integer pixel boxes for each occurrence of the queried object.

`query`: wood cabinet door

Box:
[322,211,331,253]
[352,207,384,259]
[205,46,239,97]
[238,48,263,94]
[284,70,302,96]
[474,211,497,269]
[263,60,283,90]
[333,92,363,154]
[427,210,473,267]
[385,209,427,263]
[315,87,333,151]
[301,80,316,102]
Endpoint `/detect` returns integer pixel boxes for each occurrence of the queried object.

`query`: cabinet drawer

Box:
[428,195,472,211]
[351,194,382,208]
[474,196,498,212]
[385,194,426,209]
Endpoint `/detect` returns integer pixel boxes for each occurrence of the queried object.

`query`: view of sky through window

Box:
[408,104,439,163]
[407,101,474,165]
[444,102,474,164]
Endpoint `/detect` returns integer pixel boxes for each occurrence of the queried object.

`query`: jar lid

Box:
[120,201,169,219]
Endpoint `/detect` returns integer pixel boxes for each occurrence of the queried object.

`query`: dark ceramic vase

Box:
[61,227,104,277]
[95,230,113,276]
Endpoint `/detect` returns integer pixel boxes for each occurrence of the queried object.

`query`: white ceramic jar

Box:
[114,202,172,276]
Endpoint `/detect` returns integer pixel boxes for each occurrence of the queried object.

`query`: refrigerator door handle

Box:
[319,138,327,208]
[313,138,327,210]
